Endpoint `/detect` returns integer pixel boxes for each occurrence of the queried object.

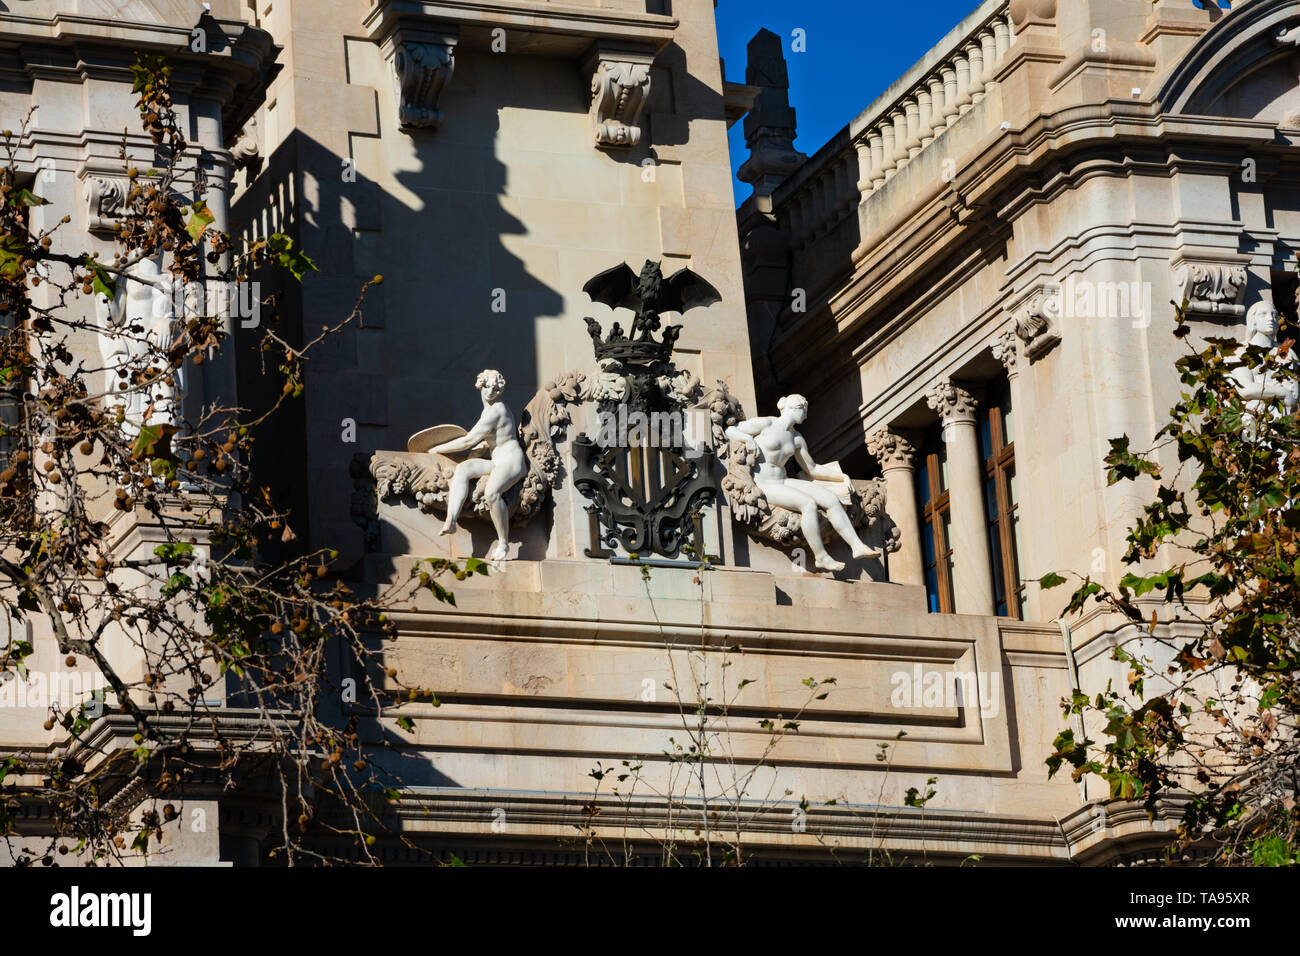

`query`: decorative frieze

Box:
[1171,260,1249,319]
[588,49,655,150]
[925,378,979,425]
[867,427,919,472]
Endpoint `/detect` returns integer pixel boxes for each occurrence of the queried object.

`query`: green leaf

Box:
[0,235,28,279]
[82,256,116,298]
[267,233,317,282]
[1038,571,1067,589]
[186,201,215,242]
[6,188,49,208]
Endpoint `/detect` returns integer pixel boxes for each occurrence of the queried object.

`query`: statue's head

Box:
[777,393,809,424]
[1246,300,1280,342]
[475,369,506,402]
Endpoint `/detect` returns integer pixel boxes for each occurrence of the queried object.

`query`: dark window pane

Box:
[926,564,941,613]
[916,461,931,507]
[984,475,998,520]
[979,416,993,460]
[989,524,1006,612]
[921,524,936,566]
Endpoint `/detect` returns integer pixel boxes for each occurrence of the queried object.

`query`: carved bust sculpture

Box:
[1232,300,1299,431]
[429,370,527,561]
[724,394,882,571]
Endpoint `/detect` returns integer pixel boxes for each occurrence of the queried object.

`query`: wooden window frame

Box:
[982,385,1023,618]
[918,432,955,615]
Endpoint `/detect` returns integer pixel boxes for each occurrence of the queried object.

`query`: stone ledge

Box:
[364,0,678,57]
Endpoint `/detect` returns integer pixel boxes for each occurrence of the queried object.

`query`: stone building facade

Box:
[1,0,1295,865]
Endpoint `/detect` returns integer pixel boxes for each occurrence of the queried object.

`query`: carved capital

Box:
[1171,260,1249,319]
[588,48,655,149]
[867,427,919,472]
[386,28,458,133]
[925,378,979,425]
[992,328,1021,376]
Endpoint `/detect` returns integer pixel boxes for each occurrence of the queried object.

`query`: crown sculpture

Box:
[581,260,720,415]
[572,260,722,559]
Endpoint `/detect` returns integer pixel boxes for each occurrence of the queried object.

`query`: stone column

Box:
[868,427,923,587]
[926,379,994,615]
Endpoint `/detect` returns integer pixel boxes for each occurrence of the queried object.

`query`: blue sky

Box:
[716,0,985,205]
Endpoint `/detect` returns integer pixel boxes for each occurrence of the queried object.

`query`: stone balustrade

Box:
[771,1,1013,253]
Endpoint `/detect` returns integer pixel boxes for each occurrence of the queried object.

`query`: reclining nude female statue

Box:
[725,394,882,572]
[430,369,527,561]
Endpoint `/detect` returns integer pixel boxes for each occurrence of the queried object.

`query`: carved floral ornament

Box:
[925,378,979,425]
[588,50,654,150]
[992,327,1020,376]
[392,36,457,132]
[866,427,918,471]
[84,174,128,236]
[1171,260,1249,319]
[1010,287,1062,360]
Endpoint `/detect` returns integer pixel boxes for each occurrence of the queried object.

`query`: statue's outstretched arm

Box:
[432,411,494,455]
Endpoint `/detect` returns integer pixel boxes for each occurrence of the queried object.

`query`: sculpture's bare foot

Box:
[852,544,882,560]
[439,520,457,537]
[488,540,510,562]
[814,554,845,572]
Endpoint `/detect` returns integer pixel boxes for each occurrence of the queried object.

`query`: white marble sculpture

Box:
[725,394,882,571]
[95,252,189,434]
[430,369,527,561]
[1232,299,1299,434]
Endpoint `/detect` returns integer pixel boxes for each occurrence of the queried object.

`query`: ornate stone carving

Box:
[589,51,653,149]
[867,427,918,472]
[231,117,262,176]
[85,175,128,236]
[572,261,720,559]
[367,370,586,551]
[1277,23,1300,47]
[392,34,457,132]
[1172,261,1249,319]
[716,384,893,571]
[925,378,979,425]
[1012,288,1062,359]
[992,328,1021,376]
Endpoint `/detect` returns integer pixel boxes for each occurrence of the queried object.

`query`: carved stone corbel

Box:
[586,46,655,149]
[1171,259,1249,320]
[382,26,458,133]
[84,174,128,236]
[1009,287,1062,361]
